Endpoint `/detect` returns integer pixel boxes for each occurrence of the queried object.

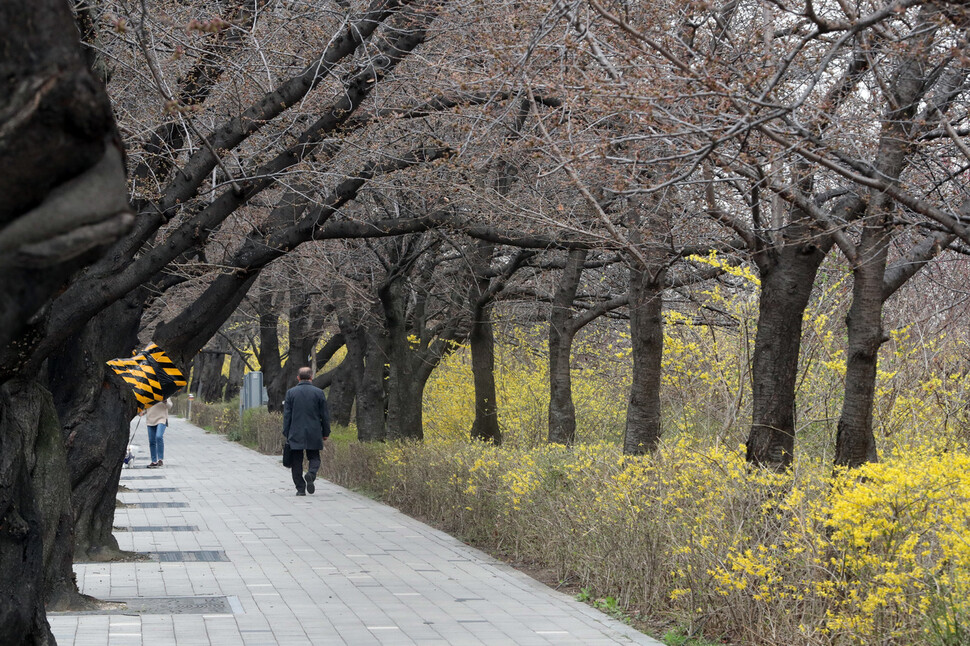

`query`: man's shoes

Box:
[156,460,163,468]
[147,462,159,469]
[305,472,315,494]
[296,490,307,496]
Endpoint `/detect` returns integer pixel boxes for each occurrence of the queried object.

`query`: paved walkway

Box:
[48,417,661,646]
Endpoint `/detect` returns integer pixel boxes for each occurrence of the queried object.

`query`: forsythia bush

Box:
[364,274,970,644]
[372,436,970,645]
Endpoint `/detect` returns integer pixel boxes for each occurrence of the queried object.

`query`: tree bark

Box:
[26,380,80,612]
[356,322,389,442]
[0,0,131,369]
[326,320,362,427]
[469,301,501,444]
[746,241,828,470]
[257,292,284,412]
[835,223,889,467]
[0,380,59,645]
[197,352,228,403]
[225,352,245,400]
[381,277,425,440]
[48,297,143,562]
[623,261,666,455]
[1,0,130,631]
[547,249,587,445]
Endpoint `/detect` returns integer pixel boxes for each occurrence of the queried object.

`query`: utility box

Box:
[242,371,266,410]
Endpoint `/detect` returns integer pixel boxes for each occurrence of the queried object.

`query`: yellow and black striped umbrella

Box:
[107,343,187,410]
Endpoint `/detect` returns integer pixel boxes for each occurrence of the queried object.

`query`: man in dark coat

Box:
[282,366,331,495]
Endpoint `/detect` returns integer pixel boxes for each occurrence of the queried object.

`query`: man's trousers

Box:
[290,449,320,492]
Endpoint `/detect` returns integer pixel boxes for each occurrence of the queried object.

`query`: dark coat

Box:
[282,381,331,450]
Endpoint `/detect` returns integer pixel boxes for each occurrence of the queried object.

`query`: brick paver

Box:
[48,417,662,645]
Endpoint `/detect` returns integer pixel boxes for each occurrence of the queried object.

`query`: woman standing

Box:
[143,398,172,468]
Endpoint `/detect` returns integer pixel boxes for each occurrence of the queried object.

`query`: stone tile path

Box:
[48,417,662,645]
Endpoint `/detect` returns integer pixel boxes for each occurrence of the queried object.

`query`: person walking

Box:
[283,366,331,495]
[143,398,172,468]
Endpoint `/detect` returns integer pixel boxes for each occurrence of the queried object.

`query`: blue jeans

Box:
[148,423,166,462]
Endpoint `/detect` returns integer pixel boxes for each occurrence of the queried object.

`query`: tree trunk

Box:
[834,11,935,468]
[265,285,321,410]
[197,352,227,403]
[386,359,425,441]
[468,239,501,445]
[356,322,388,442]
[623,262,666,454]
[48,297,143,562]
[0,379,58,645]
[327,322,362,427]
[0,0,129,362]
[381,277,425,440]
[0,5,132,627]
[286,288,318,380]
[548,249,586,445]
[26,378,88,612]
[224,352,245,400]
[469,300,501,444]
[835,223,890,467]
[257,292,285,412]
[746,244,827,470]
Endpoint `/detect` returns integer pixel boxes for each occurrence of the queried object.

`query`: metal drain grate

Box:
[120,475,166,480]
[49,596,235,616]
[147,550,229,562]
[115,525,199,532]
[126,502,188,508]
[127,487,180,492]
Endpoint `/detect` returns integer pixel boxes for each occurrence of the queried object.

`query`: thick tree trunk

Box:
[623,262,665,454]
[257,292,285,412]
[548,331,577,445]
[548,249,586,445]
[0,0,130,362]
[26,378,89,612]
[381,278,425,440]
[0,9,131,630]
[225,353,245,400]
[48,298,143,562]
[469,302,501,444]
[197,352,227,403]
[835,223,890,467]
[746,244,827,470]
[0,380,59,645]
[285,288,317,380]
[386,360,425,441]
[327,322,362,427]
[356,323,388,442]
[468,239,501,445]
[265,285,320,410]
